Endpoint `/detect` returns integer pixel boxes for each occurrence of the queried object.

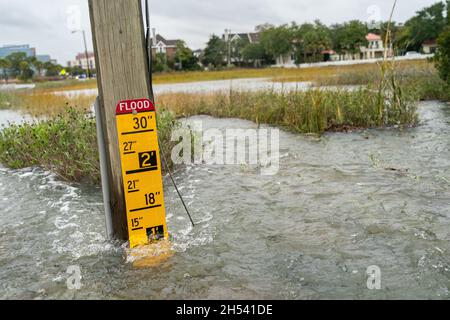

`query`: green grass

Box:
[34,79,98,92]
[159,86,419,134]
[0,107,179,183]
[0,91,19,110]
[313,60,450,102]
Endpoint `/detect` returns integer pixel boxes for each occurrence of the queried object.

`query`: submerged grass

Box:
[158,86,419,134]
[0,87,96,117]
[0,91,19,110]
[15,92,96,117]
[0,107,179,183]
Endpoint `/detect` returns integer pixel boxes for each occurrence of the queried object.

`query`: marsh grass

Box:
[15,91,97,116]
[312,59,450,101]
[34,79,98,92]
[313,60,434,86]
[157,87,419,134]
[25,59,431,92]
[0,107,178,183]
[0,91,19,110]
[0,88,96,117]
[0,107,100,183]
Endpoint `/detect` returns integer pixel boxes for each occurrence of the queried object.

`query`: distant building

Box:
[36,55,51,63]
[275,52,296,66]
[322,50,337,62]
[67,52,96,70]
[222,32,261,45]
[0,45,55,80]
[151,30,181,61]
[193,49,203,59]
[360,33,392,60]
[222,31,263,65]
[422,40,438,54]
[0,44,36,58]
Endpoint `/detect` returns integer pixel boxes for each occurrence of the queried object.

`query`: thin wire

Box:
[159,138,196,228]
[144,0,196,227]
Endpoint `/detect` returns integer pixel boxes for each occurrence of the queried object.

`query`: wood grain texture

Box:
[89,0,152,240]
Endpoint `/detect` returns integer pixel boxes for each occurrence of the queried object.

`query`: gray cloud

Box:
[0,0,441,64]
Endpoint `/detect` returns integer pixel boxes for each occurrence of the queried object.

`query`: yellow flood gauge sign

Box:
[116,98,168,248]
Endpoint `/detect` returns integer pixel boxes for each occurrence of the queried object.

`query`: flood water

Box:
[1,101,450,299]
[0,110,33,127]
[54,78,313,98]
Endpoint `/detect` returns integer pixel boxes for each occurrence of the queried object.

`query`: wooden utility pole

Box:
[89,0,153,240]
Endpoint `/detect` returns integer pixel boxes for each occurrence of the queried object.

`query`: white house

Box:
[67,52,96,70]
[360,33,390,60]
[422,40,438,54]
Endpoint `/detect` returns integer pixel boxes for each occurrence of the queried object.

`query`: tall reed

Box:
[157,87,418,134]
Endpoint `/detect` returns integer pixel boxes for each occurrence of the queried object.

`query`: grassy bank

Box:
[310,60,450,101]
[13,91,96,117]
[158,86,419,133]
[0,108,178,183]
[17,59,431,92]
[1,87,96,117]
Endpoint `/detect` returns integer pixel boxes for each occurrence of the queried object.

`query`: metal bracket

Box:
[94,97,114,239]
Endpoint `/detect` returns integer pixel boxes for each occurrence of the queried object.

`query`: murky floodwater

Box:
[54,78,313,98]
[0,110,33,127]
[1,101,450,300]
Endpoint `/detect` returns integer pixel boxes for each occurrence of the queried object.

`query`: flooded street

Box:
[1,101,450,299]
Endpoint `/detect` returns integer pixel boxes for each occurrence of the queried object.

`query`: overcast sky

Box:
[0,0,441,64]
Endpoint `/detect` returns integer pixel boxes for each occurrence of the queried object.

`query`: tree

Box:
[293,21,332,63]
[230,37,248,65]
[331,20,368,59]
[18,60,34,81]
[436,26,450,84]
[260,25,293,61]
[152,53,170,73]
[28,56,44,78]
[0,58,11,83]
[4,52,34,81]
[242,42,267,67]
[44,61,63,77]
[202,35,226,68]
[447,0,450,25]
[174,41,200,71]
[435,0,450,85]
[66,65,86,77]
[6,52,28,78]
[396,2,447,52]
[255,23,275,32]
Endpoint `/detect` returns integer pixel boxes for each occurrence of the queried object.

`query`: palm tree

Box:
[27,56,44,78]
[0,58,11,84]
